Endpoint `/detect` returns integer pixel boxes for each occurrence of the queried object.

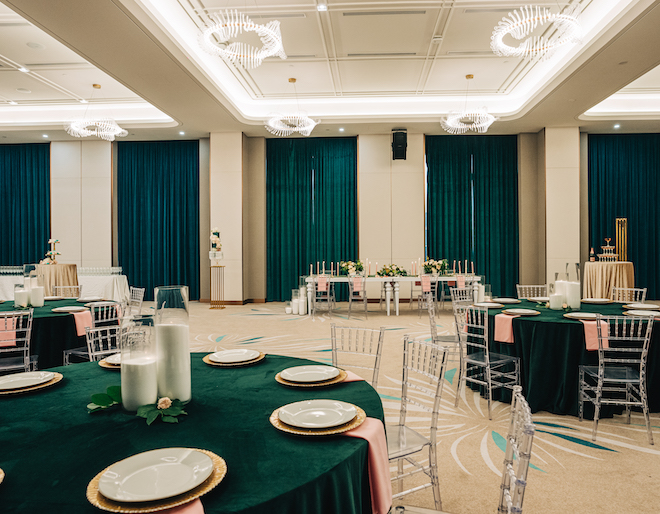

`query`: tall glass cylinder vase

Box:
[154,286,191,404]
[121,315,158,412]
[30,275,45,307]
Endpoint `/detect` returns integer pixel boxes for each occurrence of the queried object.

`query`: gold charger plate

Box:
[202,352,266,368]
[581,298,612,304]
[0,467,4,484]
[501,309,541,316]
[98,359,120,371]
[0,372,63,396]
[269,405,366,436]
[86,449,227,513]
[275,369,348,388]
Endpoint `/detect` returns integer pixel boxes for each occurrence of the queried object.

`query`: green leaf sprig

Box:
[137,398,187,425]
[87,386,122,413]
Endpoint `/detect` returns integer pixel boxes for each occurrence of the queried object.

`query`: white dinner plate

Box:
[0,371,54,391]
[473,302,504,308]
[624,310,660,317]
[563,312,598,320]
[51,306,88,313]
[44,296,63,301]
[623,303,660,310]
[581,298,612,304]
[278,399,357,429]
[209,349,260,364]
[98,448,214,503]
[105,353,121,365]
[502,308,540,316]
[280,365,340,383]
[492,298,521,304]
[529,296,549,303]
[78,296,103,303]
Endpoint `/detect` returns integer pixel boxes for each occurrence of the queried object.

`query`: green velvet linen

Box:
[588,134,660,299]
[425,135,519,297]
[266,138,358,302]
[117,141,200,301]
[0,143,50,266]
[0,354,383,514]
[483,300,660,416]
[0,299,84,369]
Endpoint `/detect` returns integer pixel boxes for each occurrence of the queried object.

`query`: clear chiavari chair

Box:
[610,287,647,303]
[90,301,122,327]
[64,325,122,365]
[347,276,368,319]
[450,286,473,306]
[0,309,36,374]
[516,284,548,299]
[311,275,335,319]
[126,286,145,316]
[330,324,385,388]
[52,285,82,298]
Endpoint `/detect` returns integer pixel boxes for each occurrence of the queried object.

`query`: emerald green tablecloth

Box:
[485,300,660,416]
[0,354,384,514]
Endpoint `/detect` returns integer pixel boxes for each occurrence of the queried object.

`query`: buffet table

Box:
[0,275,129,302]
[0,354,385,514]
[582,261,635,299]
[36,263,79,296]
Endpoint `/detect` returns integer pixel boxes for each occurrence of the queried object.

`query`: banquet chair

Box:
[454,305,520,420]
[516,284,547,299]
[450,286,473,306]
[610,287,647,303]
[311,275,335,319]
[90,301,122,327]
[0,309,36,375]
[347,275,368,319]
[126,286,145,316]
[498,385,536,514]
[387,336,449,512]
[330,324,385,388]
[578,315,654,444]
[416,275,438,317]
[427,292,458,347]
[52,285,82,298]
[64,325,121,365]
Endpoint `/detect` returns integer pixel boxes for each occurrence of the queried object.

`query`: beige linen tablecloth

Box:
[582,261,634,299]
[36,264,78,296]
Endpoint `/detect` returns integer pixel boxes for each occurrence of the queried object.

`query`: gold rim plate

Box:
[275,369,348,388]
[581,298,612,304]
[0,372,63,396]
[0,468,4,484]
[502,309,540,316]
[99,359,121,371]
[202,352,265,368]
[86,449,227,513]
[270,405,366,436]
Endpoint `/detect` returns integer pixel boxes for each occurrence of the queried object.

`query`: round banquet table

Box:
[0,354,385,514]
[484,300,660,417]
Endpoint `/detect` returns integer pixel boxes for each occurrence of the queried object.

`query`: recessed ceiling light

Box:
[42,134,48,138]
[8,101,17,105]
[79,99,88,104]
[18,67,29,73]
[16,88,31,93]
[26,42,45,49]
[339,128,345,132]
[317,4,328,11]
[614,124,621,129]
[179,131,185,135]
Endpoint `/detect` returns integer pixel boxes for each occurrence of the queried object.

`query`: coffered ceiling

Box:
[1,0,660,143]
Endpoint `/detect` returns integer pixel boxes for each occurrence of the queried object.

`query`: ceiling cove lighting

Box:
[65,84,128,142]
[491,4,582,62]
[265,78,319,137]
[614,124,620,129]
[199,10,286,69]
[441,75,496,135]
[317,5,328,12]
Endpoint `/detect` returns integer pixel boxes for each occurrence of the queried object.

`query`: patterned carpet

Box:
[179,301,660,514]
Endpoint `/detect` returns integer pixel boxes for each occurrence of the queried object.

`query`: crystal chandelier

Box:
[65,84,128,142]
[199,10,286,69]
[441,75,496,135]
[491,4,582,62]
[265,79,319,137]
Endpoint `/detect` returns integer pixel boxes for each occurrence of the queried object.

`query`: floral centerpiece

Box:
[340,260,364,275]
[376,264,408,277]
[424,258,449,275]
[210,228,222,251]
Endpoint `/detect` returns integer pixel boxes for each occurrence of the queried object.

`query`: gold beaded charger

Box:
[275,369,348,388]
[86,449,227,513]
[269,405,366,436]
[202,352,265,368]
[98,359,120,371]
[0,372,63,396]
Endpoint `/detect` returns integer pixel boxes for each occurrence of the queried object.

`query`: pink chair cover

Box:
[343,418,392,514]
[73,310,93,337]
[421,275,431,293]
[317,276,328,292]
[457,276,466,288]
[342,370,365,383]
[163,499,204,514]
[494,314,519,343]
[0,318,17,348]
[580,320,610,351]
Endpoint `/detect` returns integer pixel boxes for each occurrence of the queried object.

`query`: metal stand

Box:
[210,265,225,309]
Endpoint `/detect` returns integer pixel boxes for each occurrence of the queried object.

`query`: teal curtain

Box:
[588,134,660,298]
[426,135,519,297]
[117,141,200,301]
[0,143,50,265]
[266,137,357,301]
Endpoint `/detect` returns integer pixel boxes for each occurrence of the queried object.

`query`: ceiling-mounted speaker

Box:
[392,129,407,160]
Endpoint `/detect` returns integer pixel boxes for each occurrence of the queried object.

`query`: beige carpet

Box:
[172,301,660,513]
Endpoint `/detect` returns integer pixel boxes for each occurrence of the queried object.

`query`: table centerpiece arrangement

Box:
[376,264,408,277]
[339,260,364,276]
[423,258,449,275]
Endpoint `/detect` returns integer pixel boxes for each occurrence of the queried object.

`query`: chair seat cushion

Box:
[386,424,430,460]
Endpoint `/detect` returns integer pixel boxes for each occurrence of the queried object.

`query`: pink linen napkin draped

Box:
[0,318,17,347]
[342,370,365,383]
[421,275,431,293]
[457,276,466,288]
[580,320,609,351]
[352,276,363,291]
[343,418,392,514]
[73,310,93,337]
[163,499,204,514]
[317,276,328,292]
[494,314,519,343]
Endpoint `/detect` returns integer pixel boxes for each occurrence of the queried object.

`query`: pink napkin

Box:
[494,313,519,343]
[163,499,204,514]
[343,370,365,383]
[73,310,93,337]
[352,277,363,291]
[457,276,466,288]
[318,276,328,292]
[580,320,609,351]
[343,418,392,514]
[421,275,431,293]
[0,318,16,348]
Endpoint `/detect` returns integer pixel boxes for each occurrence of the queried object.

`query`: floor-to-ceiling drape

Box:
[588,134,660,298]
[266,137,358,302]
[426,135,519,297]
[0,143,50,265]
[117,141,200,301]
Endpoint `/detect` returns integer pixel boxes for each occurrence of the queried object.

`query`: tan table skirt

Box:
[582,261,634,299]
[36,264,79,296]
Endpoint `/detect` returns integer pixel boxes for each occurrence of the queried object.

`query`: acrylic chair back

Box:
[454,304,489,359]
[347,276,368,319]
[498,385,535,514]
[53,285,82,298]
[596,315,652,375]
[516,284,547,299]
[610,287,647,303]
[330,324,384,389]
[85,325,122,362]
[450,286,473,306]
[0,309,34,373]
[128,286,145,316]
[90,301,121,327]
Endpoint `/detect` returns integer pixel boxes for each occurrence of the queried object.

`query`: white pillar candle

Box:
[566,281,581,309]
[554,280,567,302]
[298,297,306,315]
[31,286,44,307]
[477,285,485,303]
[121,356,158,411]
[14,289,28,308]
[549,294,563,310]
[156,324,191,403]
[292,298,299,315]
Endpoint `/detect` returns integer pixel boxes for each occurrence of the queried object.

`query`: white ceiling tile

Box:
[0,71,73,101]
[424,58,519,94]
[250,61,335,96]
[338,59,424,94]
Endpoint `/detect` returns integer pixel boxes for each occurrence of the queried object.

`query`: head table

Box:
[0,354,384,514]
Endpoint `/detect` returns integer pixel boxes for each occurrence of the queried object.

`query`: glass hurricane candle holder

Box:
[120,315,158,412]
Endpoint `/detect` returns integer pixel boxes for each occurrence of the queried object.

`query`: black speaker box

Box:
[392,131,407,160]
